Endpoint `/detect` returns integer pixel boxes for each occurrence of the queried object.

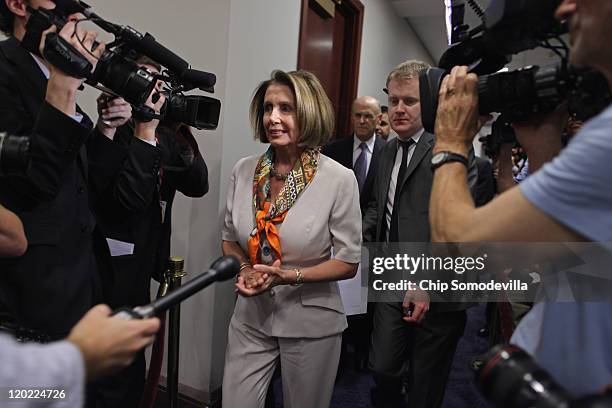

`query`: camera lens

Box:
[474,345,572,408]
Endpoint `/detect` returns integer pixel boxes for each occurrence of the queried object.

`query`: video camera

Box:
[420,0,611,133]
[0,133,30,176]
[21,0,221,130]
[474,344,612,408]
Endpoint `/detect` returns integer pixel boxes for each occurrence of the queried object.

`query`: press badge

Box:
[160,200,167,224]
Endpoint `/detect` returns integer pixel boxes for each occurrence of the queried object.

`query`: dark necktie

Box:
[353,142,368,194]
[389,138,415,242]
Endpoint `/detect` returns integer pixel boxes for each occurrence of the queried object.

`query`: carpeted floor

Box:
[273,304,491,407]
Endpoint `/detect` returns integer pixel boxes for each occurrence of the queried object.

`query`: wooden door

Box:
[298,0,364,139]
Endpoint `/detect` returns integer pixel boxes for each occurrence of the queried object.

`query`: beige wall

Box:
[358,0,433,104]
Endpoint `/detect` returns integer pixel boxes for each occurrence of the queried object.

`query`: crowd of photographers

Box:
[0,0,208,406]
[1,0,612,407]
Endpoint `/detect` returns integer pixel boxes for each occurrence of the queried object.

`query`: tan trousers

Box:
[222,319,342,408]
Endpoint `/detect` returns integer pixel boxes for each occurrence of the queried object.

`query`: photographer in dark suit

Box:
[0,0,163,339]
[0,0,113,340]
[363,60,478,408]
[91,56,209,407]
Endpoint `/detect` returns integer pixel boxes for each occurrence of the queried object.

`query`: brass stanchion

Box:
[166,256,186,408]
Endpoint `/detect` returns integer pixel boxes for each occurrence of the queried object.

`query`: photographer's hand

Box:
[134,91,166,144]
[96,95,132,140]
[434,66,480,156]
[67,304,159,383]
[41,14,105,116]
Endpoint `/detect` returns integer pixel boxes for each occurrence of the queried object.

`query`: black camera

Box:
[419,0,611,133]
[474,344,612,408]
[479,116,516,158]
[132,93,221,130]
[0,133,31,176]
[21,0,221,129]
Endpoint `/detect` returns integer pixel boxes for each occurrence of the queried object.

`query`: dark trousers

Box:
[87,351,146,408]
[369,302,467,408]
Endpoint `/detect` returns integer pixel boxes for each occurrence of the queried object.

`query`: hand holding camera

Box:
[134,88,166,143]
[95,95,132,139]
[40,13,105,116]
[434,66,480,156]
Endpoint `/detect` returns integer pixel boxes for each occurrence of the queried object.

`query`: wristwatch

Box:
[431,151,469,171]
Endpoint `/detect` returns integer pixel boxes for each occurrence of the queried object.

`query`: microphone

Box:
[113,255,239,320]
[180,69,217,91]
[130,32,189,75]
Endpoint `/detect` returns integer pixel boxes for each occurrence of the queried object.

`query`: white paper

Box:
[332,246,367,316]
[338,263,368,315]
[106,238,135,257]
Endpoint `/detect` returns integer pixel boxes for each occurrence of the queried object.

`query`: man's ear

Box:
[5,0,27,18]
[376,113,383,125]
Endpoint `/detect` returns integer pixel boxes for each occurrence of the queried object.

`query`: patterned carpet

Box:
[273,305,491,408]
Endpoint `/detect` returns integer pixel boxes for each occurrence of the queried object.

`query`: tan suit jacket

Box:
[222,153,362,338]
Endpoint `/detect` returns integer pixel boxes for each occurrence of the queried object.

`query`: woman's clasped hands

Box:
[235,260,293,296]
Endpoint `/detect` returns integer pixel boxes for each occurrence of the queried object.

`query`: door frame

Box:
[297,0,365,139]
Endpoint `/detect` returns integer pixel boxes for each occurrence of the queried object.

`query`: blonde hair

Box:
[250,70,335,148]
[386,60,431,88]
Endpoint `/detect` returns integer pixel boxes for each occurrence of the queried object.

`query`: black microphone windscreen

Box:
[181,69,217,90]
[211,256,240,281]
[136,33,189,74]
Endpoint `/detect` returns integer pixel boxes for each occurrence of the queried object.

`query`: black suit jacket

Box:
[322,135,385,213]
[362,132,478,312]
[362,133,435,244]
[92,124,209,308]
[473,156,496,207]
[0,37,106,335]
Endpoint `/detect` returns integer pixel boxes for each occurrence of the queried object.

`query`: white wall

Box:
[357,0,433,104]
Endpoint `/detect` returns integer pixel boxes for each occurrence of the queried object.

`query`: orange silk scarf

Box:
[246,147,319,265]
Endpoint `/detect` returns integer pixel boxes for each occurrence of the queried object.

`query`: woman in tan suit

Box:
[221,70,362,408]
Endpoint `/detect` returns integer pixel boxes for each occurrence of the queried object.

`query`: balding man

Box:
[322,96,385,372]
[323,96,386,213]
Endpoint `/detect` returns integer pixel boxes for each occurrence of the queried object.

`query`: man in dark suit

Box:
[0,0,114,340]
[376,105,392,141]
[322,96,385,214]
[322,96,385,373]
[473,156,496,207]
[90,58,209,407]
[363,60,476,408]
